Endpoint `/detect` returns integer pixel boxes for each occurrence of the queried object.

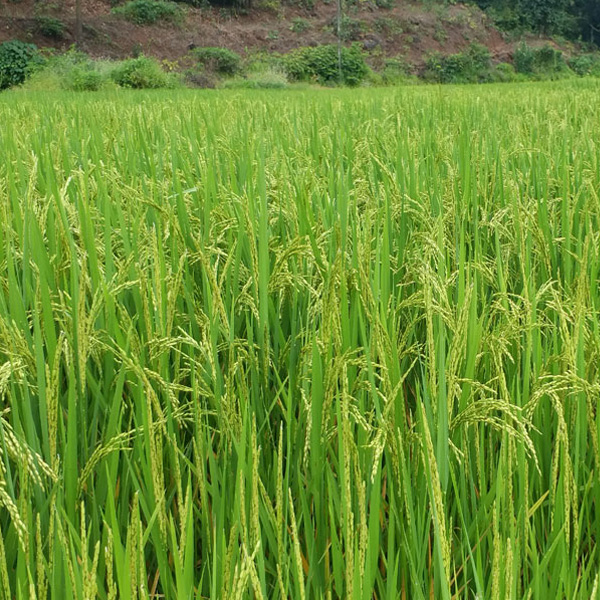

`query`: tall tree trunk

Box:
[336,0,342,83]
[75,0,82,43]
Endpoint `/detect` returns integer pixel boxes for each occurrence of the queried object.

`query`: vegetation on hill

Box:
[0,0,598,81]
[2,36,600,92]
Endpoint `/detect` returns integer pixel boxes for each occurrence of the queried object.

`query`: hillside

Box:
[0,0,557,72]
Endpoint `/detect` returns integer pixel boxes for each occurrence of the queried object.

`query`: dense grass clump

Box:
[0,81,600,599]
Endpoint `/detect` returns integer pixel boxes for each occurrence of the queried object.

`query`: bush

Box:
[184,69,217,88]
[70,68,105,91]
[489,62,519,83]
[335,16,366,42]
[110,56,177,88]
[0,40,40,90]
[513,43,535,74]
[290,17,311,33]
[569,54,600,77]
[514,43,568,77]
[19,50,114,91]
[112,0,184,25]
[373,17,403,35]
[535,45,566,73]
[424,43,491,84]
[283,44,368,86]
[36,16,66,39]
[192,47,241,75]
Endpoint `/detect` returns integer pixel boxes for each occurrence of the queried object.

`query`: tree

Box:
[516,0,575,35]
[474,0,576,36]
[75,0,82,42]
[573,0,600,43]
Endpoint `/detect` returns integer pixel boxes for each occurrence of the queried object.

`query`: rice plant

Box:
[0,80,599,599]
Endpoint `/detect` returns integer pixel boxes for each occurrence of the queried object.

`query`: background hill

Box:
[1,0,597,73]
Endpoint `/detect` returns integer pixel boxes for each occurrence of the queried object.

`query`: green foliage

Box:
[481,4,525,34]
[283,43,368,85]
[534,44,568,72]
[519,0,576,35]
[257,0,281,13]
[290,17,311,33]
[192,46,242,75]
[366,57,418,86]
[36,16,66,39]
[112,0,184,25]
[110,56,178,88]
[373,16,403,34]
[0,40,40,90]
[514,43,568,76]
[20,50,134,91]
[70,68,105,90]
[380,56,412,83]
[425,43,491,83]
[568,53,600,76]
[475,0,576,36]
[336,16,367,42]
[433,23,448,43]
[513,42,536,73]
[221,68,288,88]
[374,0,395,9]
[489,61,519,82]
[172,0,205,6]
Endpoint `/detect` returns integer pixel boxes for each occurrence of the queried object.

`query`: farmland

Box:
[0,81,599,598]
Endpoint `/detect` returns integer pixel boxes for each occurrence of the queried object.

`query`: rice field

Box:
[0,80,599,599]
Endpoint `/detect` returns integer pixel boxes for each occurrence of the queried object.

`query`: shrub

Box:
[489,62,518,82]
[514,43,568,77]
[424,43,491,84]
[336,16,366,42]
[290,17,311,33]
[36,16,66,39]
[112,0,184,25]
[110,56,176,88]
[568,54,600,77]
[0,40,40,90]
[257,0,280,13]
[374,17,403,35]
[192,47,242,75]
[70,68,105,91]
[513,43,535,74]
[283,44,368,86]
[468,43,492,74]
[535,45,566,73]
[19,50,114,91]
[568,54,594,76]
[184,69,217,88]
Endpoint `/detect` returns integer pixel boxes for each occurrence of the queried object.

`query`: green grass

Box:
[0,80,599,599]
